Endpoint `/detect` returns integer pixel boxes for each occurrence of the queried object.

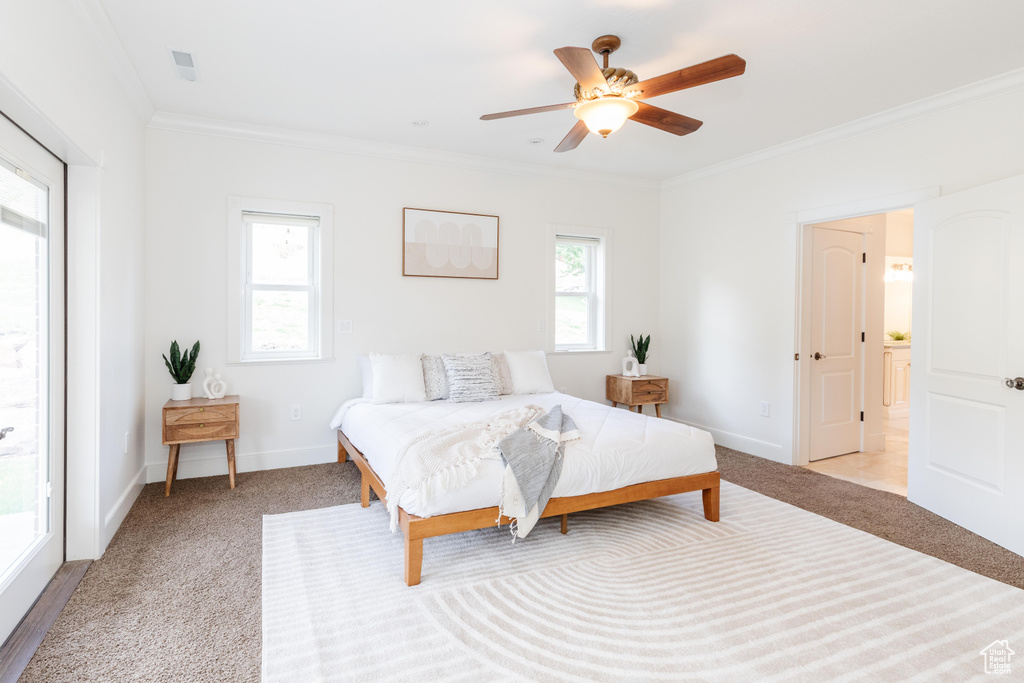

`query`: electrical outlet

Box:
[760,401,771,417]
[336,320,353,334]
[290,404,301,421]
[537,319,545,332]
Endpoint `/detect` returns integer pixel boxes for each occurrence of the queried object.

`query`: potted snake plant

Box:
[163,340,201,401]
[630,334,651,376]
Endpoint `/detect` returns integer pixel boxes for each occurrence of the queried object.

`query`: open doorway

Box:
[800,209,913,496]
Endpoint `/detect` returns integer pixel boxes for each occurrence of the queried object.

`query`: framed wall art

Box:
[402,208,499,280]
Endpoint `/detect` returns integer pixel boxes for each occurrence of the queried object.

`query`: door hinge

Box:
[794,353,799,361]
[862,252,866,263]
[46,481,52,498]
[861,332,865,342]
[860,411,864,422]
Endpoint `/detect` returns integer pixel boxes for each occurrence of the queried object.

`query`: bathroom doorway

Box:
[804,208,913,496]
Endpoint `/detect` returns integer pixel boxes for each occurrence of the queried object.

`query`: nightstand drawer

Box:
[633,379,667,394]
[165,421,239,443]
[165,404,236,425]
[632,390,667,404]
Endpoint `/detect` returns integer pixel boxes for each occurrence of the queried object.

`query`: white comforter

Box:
[331,392,716,518]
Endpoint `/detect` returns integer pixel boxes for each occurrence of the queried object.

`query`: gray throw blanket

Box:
[497,405,580,539]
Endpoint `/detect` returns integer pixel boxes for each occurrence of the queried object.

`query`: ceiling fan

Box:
[480,35,746,153]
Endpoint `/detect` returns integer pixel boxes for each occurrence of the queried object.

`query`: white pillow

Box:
[503,350,554,394]
[370,353,427,404]
[357,355,373,399]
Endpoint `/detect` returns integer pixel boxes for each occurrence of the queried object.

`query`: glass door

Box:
[0,114,65,645]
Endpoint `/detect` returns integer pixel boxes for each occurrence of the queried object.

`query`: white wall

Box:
[0,2,147,555]
[885,211,914,257]
[659,86,1024,463]
[143,128,661,481]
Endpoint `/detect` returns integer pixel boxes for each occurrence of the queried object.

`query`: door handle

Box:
[814,352,826,360]
[0,427,12,440]
[1004,377,1024,390]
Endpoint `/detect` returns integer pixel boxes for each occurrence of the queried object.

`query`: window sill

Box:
[227,356,335,367]
[547,349,611,356]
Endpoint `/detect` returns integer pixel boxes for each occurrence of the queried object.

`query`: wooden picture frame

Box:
[402,207,499,279]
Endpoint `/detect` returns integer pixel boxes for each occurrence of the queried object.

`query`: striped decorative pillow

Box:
[442,353,498,403]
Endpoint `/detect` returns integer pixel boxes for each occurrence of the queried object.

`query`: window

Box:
[550,227,609,351]
[227,198,333,363]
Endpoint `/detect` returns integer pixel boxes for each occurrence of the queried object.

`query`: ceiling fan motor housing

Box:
[574,67,640,101]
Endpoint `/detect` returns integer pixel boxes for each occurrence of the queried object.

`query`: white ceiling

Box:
[97,0,1024,181]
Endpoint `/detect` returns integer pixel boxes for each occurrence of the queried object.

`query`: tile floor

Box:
[805,415,909,496]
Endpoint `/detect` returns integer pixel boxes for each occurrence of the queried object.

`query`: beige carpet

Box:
[19,463,365,682]
[263,482,1024,682]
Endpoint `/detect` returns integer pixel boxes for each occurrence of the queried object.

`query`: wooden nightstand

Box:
[162,395,240,497]
[606,375,669,417]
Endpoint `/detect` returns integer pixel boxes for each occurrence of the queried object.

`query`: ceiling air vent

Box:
[170,49,198,81]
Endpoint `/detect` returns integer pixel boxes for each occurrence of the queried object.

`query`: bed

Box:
[331,391,720,585]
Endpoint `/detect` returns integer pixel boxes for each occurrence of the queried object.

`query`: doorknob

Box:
[1004,377,1024,390]
[814,352,826,360]
[0,427,12,440]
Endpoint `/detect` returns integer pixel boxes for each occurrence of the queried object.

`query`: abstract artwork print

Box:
[403,208,499,279]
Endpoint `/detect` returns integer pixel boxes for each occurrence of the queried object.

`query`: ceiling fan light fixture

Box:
[573,96,639,138]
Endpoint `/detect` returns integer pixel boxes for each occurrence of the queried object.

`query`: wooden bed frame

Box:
[337,430,720,586]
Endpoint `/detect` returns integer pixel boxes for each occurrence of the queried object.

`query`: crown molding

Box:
[71,0,155,123]
[147,112,662,191]
[661,66,1024,190]
[0,72,101,165]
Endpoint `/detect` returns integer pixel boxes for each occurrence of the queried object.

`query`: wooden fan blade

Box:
[629,102,703,136]
[480,102,576,120]
[629,54,746,100]
[554,120,589,153]
[554,47,609,94]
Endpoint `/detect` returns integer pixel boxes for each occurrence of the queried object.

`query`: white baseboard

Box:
[864,431,886,452]
[103,465,145,549]
[145,445,337,484]
[665,418,788,463]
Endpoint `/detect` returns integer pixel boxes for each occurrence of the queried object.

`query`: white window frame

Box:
[547,225,610,353]
[227,197,333,364]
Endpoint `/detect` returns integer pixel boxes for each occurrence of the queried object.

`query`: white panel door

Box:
[809,228,863,461]
[911,174,1024,556]
[0,115,65,644]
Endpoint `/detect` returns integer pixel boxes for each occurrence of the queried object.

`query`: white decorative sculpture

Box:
[202,367,228,399]
[622,356,640,377]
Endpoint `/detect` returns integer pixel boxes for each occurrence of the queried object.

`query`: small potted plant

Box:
[163,340,201,401]
[630,334,651,376]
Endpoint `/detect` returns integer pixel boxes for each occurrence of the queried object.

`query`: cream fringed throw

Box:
[386,404,544,530]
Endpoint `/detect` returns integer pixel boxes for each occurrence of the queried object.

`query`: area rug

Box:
[262,482,1024,681]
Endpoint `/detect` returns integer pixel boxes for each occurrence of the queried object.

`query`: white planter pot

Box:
[638,364,648,376]
[170,383,192,401]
